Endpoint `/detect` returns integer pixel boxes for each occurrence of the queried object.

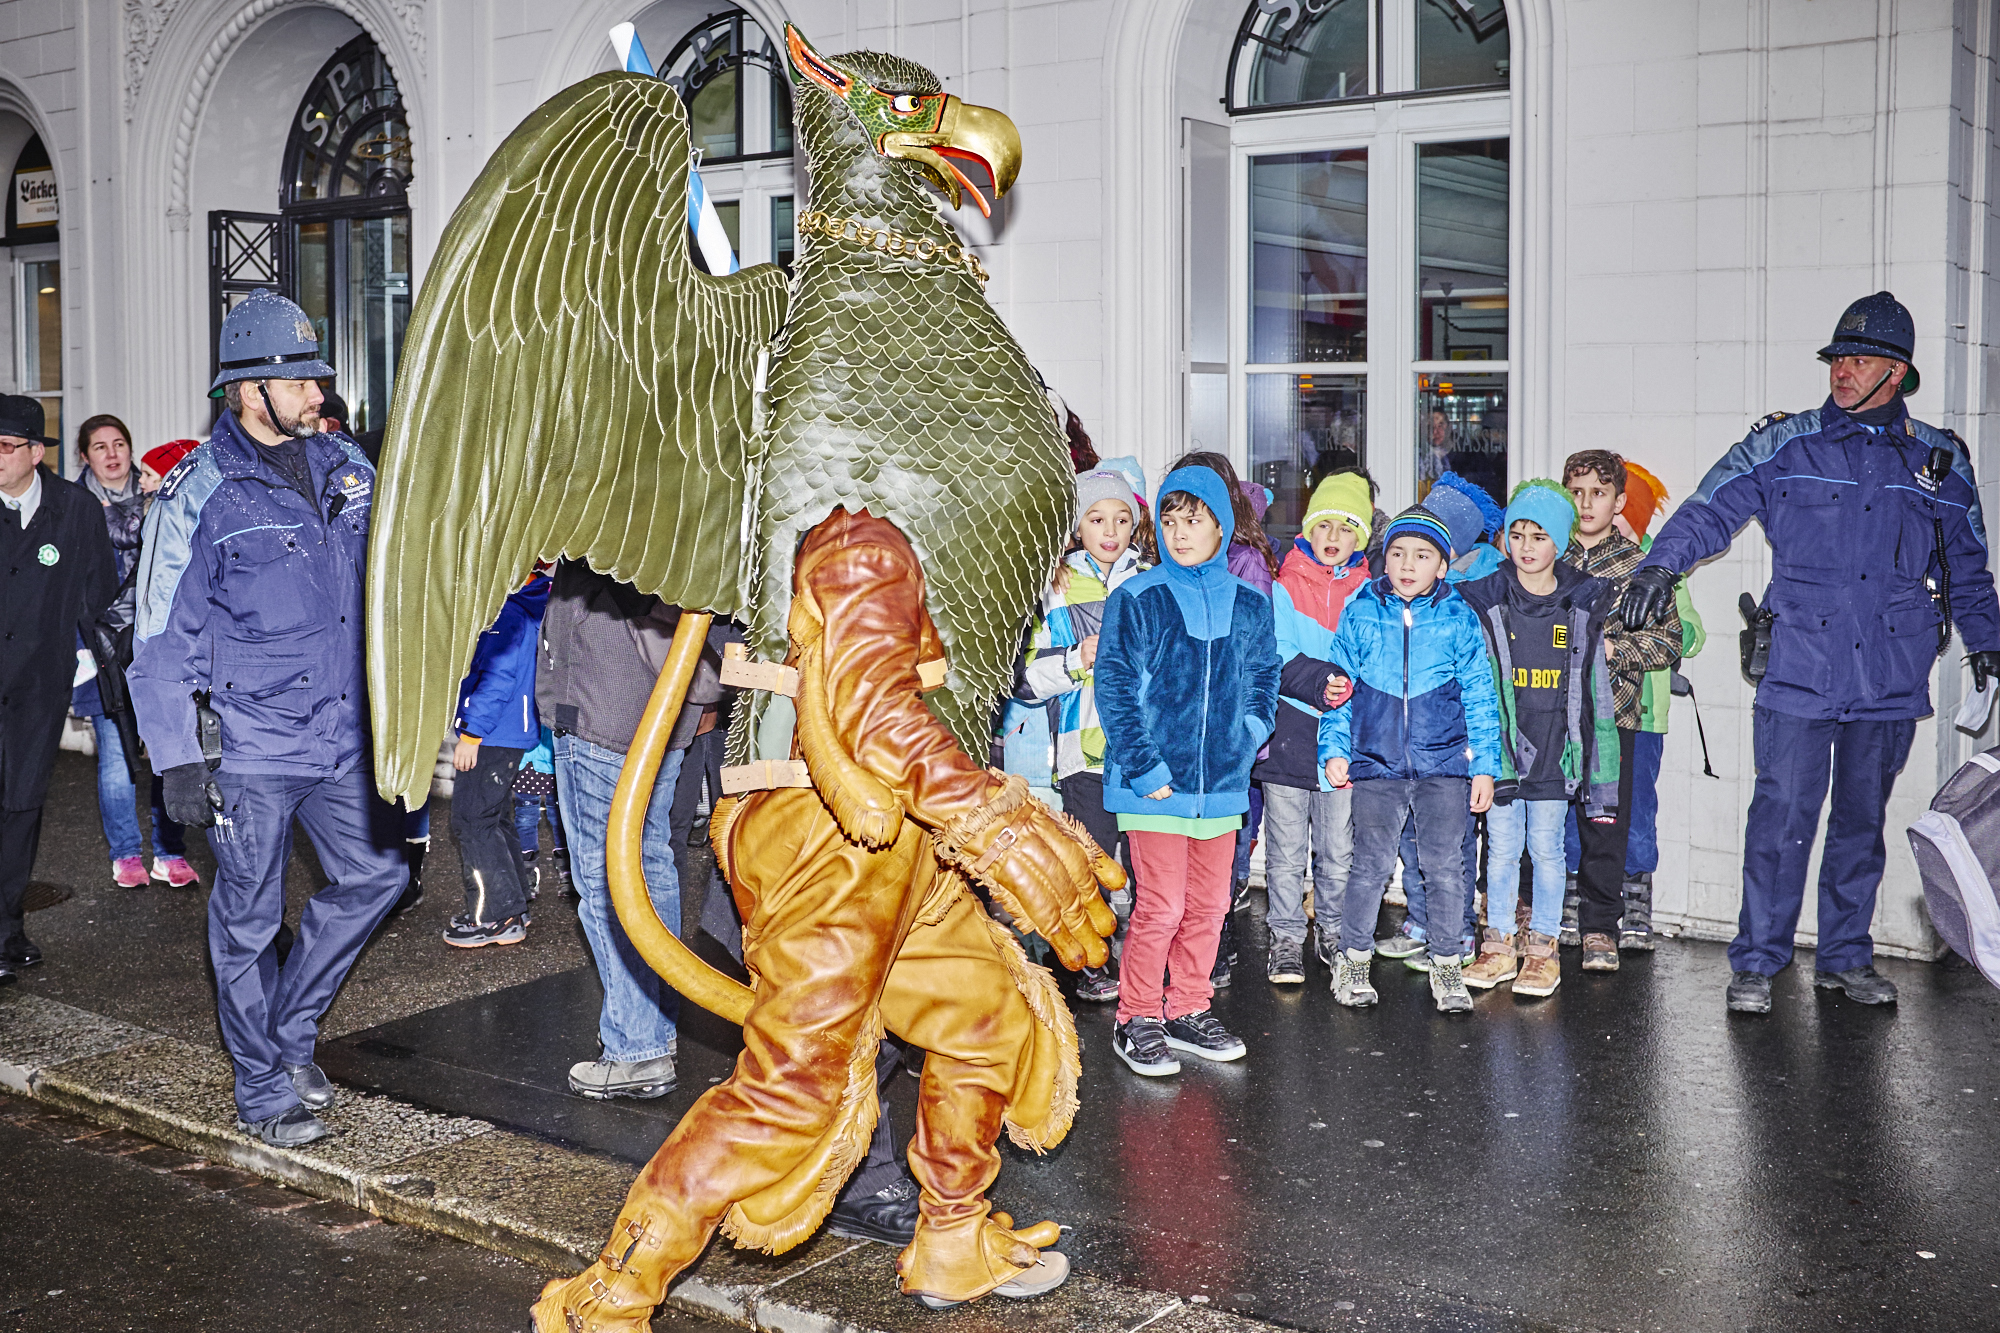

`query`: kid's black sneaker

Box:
[1114,1018,1181,1077]
[442,913,528,948]
[1162,1010,1247,1062]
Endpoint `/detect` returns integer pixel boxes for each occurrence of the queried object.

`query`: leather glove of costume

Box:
[934,773,1124,970]
[1971,650,2000,694]
[1618,565,1680,629]
[162,762,221,829]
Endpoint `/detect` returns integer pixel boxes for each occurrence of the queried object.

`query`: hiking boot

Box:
[442,913,528,948]
[112,856,148,889]
[1814,964,1898,1005]
[568,1054,676,1100]
[1462,930,1519,990]
[1333,948,1378,1007]
[916,1251,1071,1310]
[1267,933,1306,985]
[1074,965,1120,1003]
[1162,1009,1246,1062]
[1560,875,1581,946]
[1581,932,1619,971]
[1511,931,1561,998]
[1429,956,1474,1013]
[151,855,200,887]
[235,1104,331,1148]
[283,1060,337,1110]
[1619,873,1655,951]
[1114,1017,1180,1076]
[1514,892,1532,935]
[1727,970,1772,1014]
[1375,927,1425,960]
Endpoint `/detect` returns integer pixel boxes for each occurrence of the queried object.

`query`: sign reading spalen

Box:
[14,169,56,226]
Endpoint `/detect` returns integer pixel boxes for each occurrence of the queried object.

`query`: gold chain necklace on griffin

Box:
[795,209,991,287]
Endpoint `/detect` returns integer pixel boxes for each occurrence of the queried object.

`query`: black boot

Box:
[521,847,542,901]
[1559,874,1581,947]
[390,840,426,917]
[1619,872,1655,951]
[1211,916,1235,989]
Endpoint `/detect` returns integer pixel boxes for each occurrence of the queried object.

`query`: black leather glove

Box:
[1618,565,1680,629]
[1971,650,2000,694]
[162,762,220,829]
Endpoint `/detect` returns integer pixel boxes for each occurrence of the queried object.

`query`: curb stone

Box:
[0,990,1274,1333]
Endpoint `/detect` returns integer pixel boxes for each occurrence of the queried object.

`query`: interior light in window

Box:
[38,286,54,294]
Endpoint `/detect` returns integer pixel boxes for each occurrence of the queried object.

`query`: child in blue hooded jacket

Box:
[1096,466,1281,1077]
[1320,505,1501,1014]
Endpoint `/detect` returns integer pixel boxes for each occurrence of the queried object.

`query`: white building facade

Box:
[8,0,1997,957]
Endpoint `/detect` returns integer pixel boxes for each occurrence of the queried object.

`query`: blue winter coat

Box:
[1317,576,1503,782]
[129,415,376,776]
[1095,466,1282,820]
[456,574,550,750]
[1643,397,2000,721]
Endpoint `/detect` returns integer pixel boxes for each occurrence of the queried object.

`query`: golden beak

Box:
[882,97,1021,218]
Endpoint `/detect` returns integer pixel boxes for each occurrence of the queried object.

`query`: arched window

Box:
[648,8,797,274]
[282,34,413,436]
[1198,1,1512,548]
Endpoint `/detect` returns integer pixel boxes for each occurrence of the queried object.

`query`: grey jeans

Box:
[1262,783,1352,946]
[1344,777,1471,959]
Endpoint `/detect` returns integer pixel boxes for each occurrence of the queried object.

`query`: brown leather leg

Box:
[877,893,1065,1303]
[534,792,922,1333]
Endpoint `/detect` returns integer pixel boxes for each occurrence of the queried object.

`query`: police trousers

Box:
[207,765,407,1119]
[1734,705,1915,977]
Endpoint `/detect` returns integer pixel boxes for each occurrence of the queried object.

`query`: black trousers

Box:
[0,806,44,950]
[449,744,530,921]
[1574,727,1638,936]
[1057,770,1130,921]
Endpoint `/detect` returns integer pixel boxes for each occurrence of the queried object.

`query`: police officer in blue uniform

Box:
[1623,293,2000,1014]
[131,290,406,1144]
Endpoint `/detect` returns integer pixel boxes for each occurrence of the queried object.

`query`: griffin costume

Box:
[362,28,1119,1330]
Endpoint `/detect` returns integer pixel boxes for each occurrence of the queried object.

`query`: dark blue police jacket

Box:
[128,413,375,776]
[1642,396,2000,722]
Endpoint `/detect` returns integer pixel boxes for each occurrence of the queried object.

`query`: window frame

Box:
[660,10,794,168]
[1226,0,1509,117]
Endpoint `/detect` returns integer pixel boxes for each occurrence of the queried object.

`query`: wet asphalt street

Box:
[13,747,2000,1331]
[0,1095,730,1333]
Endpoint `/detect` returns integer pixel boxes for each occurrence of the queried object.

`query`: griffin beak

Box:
[883,97,1021,218]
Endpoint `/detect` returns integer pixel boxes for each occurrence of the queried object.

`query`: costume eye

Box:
[891,94,921,114]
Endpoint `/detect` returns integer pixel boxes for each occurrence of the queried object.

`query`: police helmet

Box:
[209,288,335,397]
[1817,290,1919,394]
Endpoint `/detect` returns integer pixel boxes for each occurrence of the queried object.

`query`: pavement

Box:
[8,747,2000,1332]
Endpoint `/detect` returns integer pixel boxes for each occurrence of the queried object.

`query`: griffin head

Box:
[783,25,1020,218]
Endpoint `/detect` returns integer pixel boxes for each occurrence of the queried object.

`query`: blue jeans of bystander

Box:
[1484,799,1568,938]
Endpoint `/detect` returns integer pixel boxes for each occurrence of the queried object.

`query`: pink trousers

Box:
[1114,830,1236,1023]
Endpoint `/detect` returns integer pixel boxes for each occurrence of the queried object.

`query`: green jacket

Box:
[1636,533,1706,733]
[1460,564,1622,818]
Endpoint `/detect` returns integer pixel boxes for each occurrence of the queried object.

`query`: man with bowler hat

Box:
[130,290,406,1145]
[1623,292,2000,1013]
[0,395,116,983]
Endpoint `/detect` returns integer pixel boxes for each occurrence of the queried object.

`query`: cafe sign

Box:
[15,168,56,226]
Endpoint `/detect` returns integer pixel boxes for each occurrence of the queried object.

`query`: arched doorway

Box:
[206,30,412,438]
[1,127,59,467]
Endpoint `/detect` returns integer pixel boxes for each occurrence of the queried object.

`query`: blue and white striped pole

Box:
[610,22,739,276]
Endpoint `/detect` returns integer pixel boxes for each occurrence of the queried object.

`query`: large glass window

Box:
[16,251,59,454]
[1249,374,1367,546]
[1230,0,1373,112]
[1416,139,1508,362]
[661,12,792,164]
[1416,0,1510,91]
[1417,372,1506,506]
[1250,150,1367,364]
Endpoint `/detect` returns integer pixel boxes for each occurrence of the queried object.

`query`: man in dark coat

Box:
[0,395,116,982]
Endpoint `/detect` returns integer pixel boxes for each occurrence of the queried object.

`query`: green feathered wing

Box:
[366,72,788,809]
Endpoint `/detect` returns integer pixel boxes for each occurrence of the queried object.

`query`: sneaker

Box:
[112,856,148,889]
[1429,956,1474,1013]
[1511,931,1561,998]
[151,855,200,887]
[1559,875,1581,947]
[1375,928,1425,960]
[1163,1009,1247,1062]
[1403,950,1433,973]
[234,1104,331,1148]
[1113,1017,1181,1077]
[1312,925,1342,972]
[1266,933,1306,985]
[1462,930,1519,990]
[568,1054,676,1100]
[1231,877,1253,911]
[1813,964,1898,1005]
[1333,948,1378,1007]
[1581,932,1620,971]
[1074,965,1120,1003]
[1619,873,1655,951]
[442,913,527,948]
[1726,970,1772,1013]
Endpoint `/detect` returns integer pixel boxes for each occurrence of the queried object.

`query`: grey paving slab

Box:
[0,989,156,1091]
